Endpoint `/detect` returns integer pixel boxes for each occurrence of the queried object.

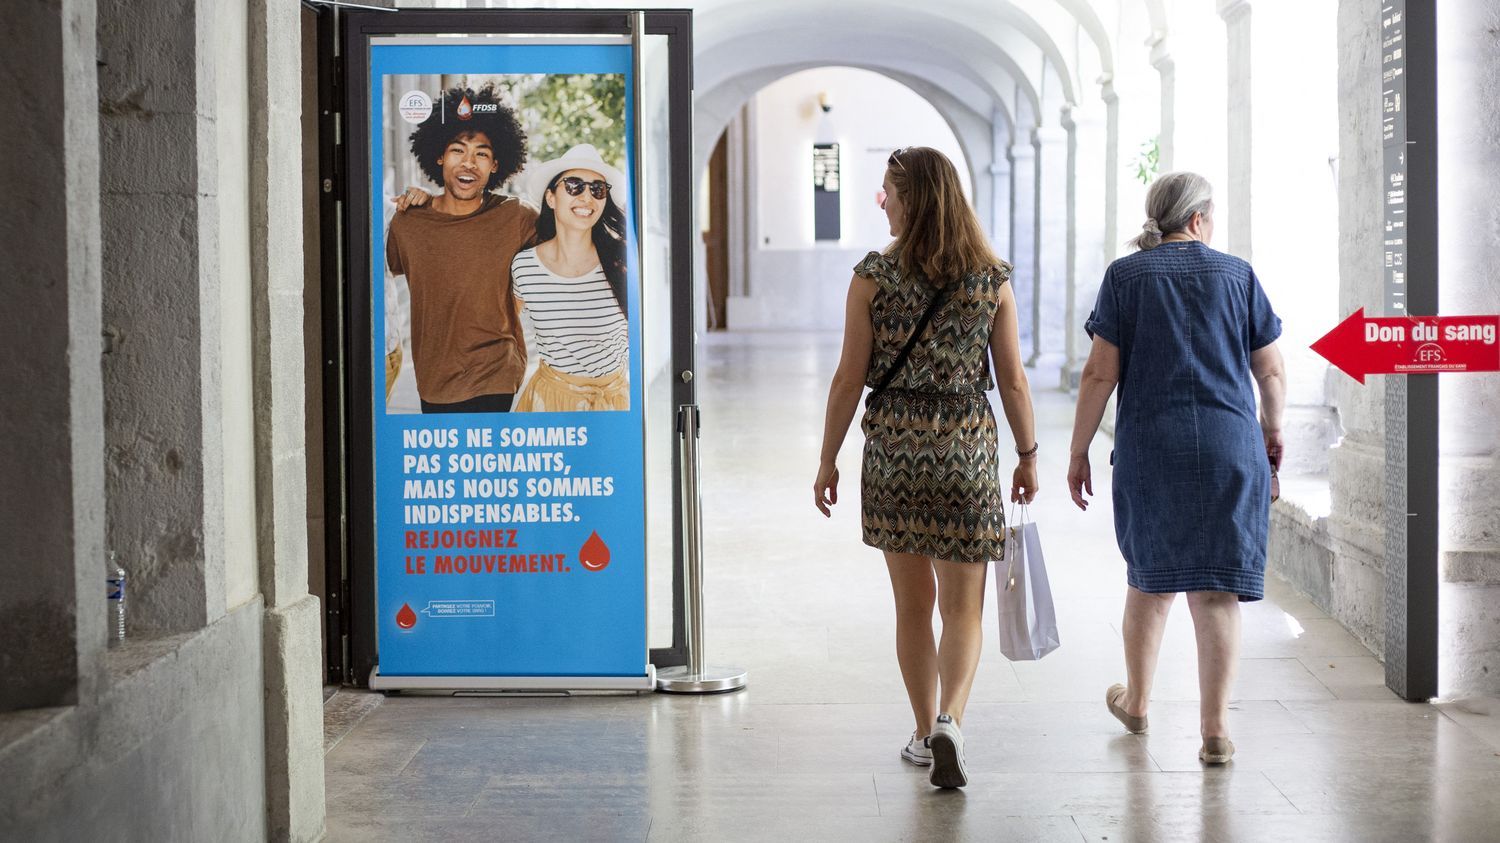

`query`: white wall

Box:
[754,66,970,252]
[733,67,969,330]
[217,0,259,609]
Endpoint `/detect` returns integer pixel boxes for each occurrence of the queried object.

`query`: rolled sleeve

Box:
[1248,269,1282,350]
[1084,268,1121,346]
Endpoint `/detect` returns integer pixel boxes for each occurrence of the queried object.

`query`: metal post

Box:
[630,11,647,287]
[656,405,747,694]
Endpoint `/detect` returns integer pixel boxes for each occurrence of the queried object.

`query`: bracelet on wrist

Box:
[1016,442,1039,459]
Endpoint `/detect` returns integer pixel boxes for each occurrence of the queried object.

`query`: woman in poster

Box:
[509,144,631,412]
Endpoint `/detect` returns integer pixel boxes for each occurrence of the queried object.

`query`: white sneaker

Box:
[928,714,968,789]
[900,732,933,766]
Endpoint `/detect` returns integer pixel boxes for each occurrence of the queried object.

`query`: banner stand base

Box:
[369,665,657,693]
[655,665,747,695]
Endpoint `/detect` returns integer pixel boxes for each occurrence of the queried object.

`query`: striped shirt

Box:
[511,247,629,378]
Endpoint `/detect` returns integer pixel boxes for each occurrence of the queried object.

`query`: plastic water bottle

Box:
[106,551,126,645]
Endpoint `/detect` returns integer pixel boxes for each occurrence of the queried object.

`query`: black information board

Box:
[813,142,841,241]
[1382,2,1407,313]
[1379,0,1439,702]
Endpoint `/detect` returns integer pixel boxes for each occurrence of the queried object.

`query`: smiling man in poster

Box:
[385,83,537,414]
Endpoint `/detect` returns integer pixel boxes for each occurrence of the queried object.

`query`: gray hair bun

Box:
[1128,172,1212,251]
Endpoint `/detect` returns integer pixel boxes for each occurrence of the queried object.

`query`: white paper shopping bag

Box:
[995,507,1061,661]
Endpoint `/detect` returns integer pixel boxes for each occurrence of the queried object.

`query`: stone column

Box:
[1007,141,1037,357]
[250,0,327,838]
[0,0,105,711]
[1062,106,1109,391]
[989,158,1012,260]
[98,0,227,632]
[1150,33,1175,172]
[1031,126,1068,369]
[1101,81,1121,264]
[1436,0,1500,698]
[1220,0,1254,260]
[1322,0,1388,652]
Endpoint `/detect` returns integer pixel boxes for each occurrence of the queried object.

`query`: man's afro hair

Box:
[408,84,528,191]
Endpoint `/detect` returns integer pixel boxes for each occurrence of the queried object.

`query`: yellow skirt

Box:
[515,360,629,412]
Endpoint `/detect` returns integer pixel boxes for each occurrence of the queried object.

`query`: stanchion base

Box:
[654,665,748,694]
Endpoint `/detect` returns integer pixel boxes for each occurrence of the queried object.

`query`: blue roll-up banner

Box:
[369,39,647,683]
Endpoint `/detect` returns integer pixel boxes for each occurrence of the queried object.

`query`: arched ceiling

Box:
[696,0,1077,110]
[697,18,1043,119]
[699,22,1032,114]
[693,61,1004,192]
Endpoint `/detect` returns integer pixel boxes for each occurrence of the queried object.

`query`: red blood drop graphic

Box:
[456,94,473,120]
[579,531,610,571]
[396,603,417,629]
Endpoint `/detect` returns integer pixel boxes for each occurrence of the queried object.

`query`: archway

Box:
[696,66,977,333]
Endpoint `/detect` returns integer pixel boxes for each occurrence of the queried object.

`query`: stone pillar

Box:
[98,0,227,632]
[1101,81,1121,264]
[1062,106,1109,390]
[0,0,105,711]
[1150,34,1175,172]
[1007,141,1037,357]
[250,0,327,838]
[1220,0,1254,260]
[1323,0,1388,653]
[989,103,1013,257]
[1436,0,1500,698]
[989,159,1012,260]
[1031,126,1068,369]
[1061,111,1079,388]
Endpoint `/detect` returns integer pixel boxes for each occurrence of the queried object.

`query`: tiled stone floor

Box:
[325,332,1500,842]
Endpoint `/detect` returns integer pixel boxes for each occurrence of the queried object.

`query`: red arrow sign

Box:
[1312,309,1500,383]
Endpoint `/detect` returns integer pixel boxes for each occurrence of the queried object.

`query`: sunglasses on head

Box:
[887,147,909,170]
[556,176,611,200]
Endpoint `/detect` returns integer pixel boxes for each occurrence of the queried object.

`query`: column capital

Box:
[1217,0,1251,22]
[1007,142,1036,163]
[988,161,1012,177]
[1032,125,1067,147]
[1147,31,1172,72]
[1096,74,1119,106]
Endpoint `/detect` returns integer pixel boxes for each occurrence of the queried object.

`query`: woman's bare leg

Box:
[1121,587,1176,717]
[932,558,988,725]
[885,552,939,735]
[1185,590,1241,739]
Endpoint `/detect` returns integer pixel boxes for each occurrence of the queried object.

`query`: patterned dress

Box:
[856,251,1011,564]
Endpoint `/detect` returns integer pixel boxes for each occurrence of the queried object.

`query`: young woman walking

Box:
[814,146,1038,789]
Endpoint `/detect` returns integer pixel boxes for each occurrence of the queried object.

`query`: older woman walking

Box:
[1067,172,1286,765]
[815,147,1038,789]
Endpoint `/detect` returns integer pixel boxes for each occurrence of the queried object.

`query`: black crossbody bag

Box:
[865,283,952,408]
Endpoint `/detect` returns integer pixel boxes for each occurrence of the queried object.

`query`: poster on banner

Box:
[369,39,646,678]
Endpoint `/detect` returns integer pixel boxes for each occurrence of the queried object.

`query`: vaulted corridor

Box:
[322,333,1500,841]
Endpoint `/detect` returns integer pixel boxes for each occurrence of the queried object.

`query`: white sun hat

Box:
[525,143,628,210]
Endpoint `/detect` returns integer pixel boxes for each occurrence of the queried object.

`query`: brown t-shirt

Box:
[386,195,539,404]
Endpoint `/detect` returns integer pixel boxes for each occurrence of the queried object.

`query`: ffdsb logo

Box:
[471,103,497,113]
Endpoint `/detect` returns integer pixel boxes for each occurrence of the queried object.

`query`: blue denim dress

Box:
[1085,241,1282,601]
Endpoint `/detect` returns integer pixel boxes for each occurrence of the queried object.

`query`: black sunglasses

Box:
[556,176,611,200]
[887,147,909,170]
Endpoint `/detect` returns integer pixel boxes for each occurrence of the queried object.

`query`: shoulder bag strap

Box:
[867,283,951,404]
